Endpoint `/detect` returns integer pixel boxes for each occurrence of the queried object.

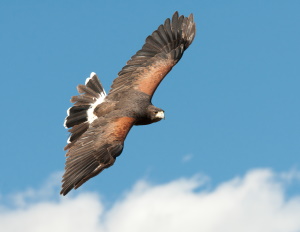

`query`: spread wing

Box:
[109,11,196,98]
[61,116,135,196]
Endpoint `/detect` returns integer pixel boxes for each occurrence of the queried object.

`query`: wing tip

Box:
[60,186,72,196]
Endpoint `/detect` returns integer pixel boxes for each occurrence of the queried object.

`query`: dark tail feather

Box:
[85,74,105,94]
[64,73,106,128]
[64,73,106,148]
[64,105,90,128]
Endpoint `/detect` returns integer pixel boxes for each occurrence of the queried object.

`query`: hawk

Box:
[61,11,196,195]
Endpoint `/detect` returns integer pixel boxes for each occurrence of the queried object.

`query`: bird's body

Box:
[61,12,196,195]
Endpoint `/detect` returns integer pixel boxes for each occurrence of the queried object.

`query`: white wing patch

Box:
[86,72,107,124]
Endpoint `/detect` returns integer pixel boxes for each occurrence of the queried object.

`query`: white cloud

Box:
[1,169,300,232]
[182,153,194,162]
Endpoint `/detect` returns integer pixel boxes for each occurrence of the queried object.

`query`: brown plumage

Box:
[61,11,196,195]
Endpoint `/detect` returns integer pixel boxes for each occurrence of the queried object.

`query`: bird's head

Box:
[148,105,165,123]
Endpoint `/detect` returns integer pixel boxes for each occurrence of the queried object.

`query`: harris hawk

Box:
[61,11,196,195]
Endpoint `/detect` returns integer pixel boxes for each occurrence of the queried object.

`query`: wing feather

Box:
[61,116,135,195]
[108,11,196,98]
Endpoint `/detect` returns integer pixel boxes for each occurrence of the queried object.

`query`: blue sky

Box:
[0,1,300,230]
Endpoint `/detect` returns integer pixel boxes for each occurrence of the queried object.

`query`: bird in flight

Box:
[61,11,196,195]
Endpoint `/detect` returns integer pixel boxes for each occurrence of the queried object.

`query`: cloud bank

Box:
[1,169,300,232]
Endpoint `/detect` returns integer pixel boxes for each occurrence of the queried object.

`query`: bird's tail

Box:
[64,72,106,149]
